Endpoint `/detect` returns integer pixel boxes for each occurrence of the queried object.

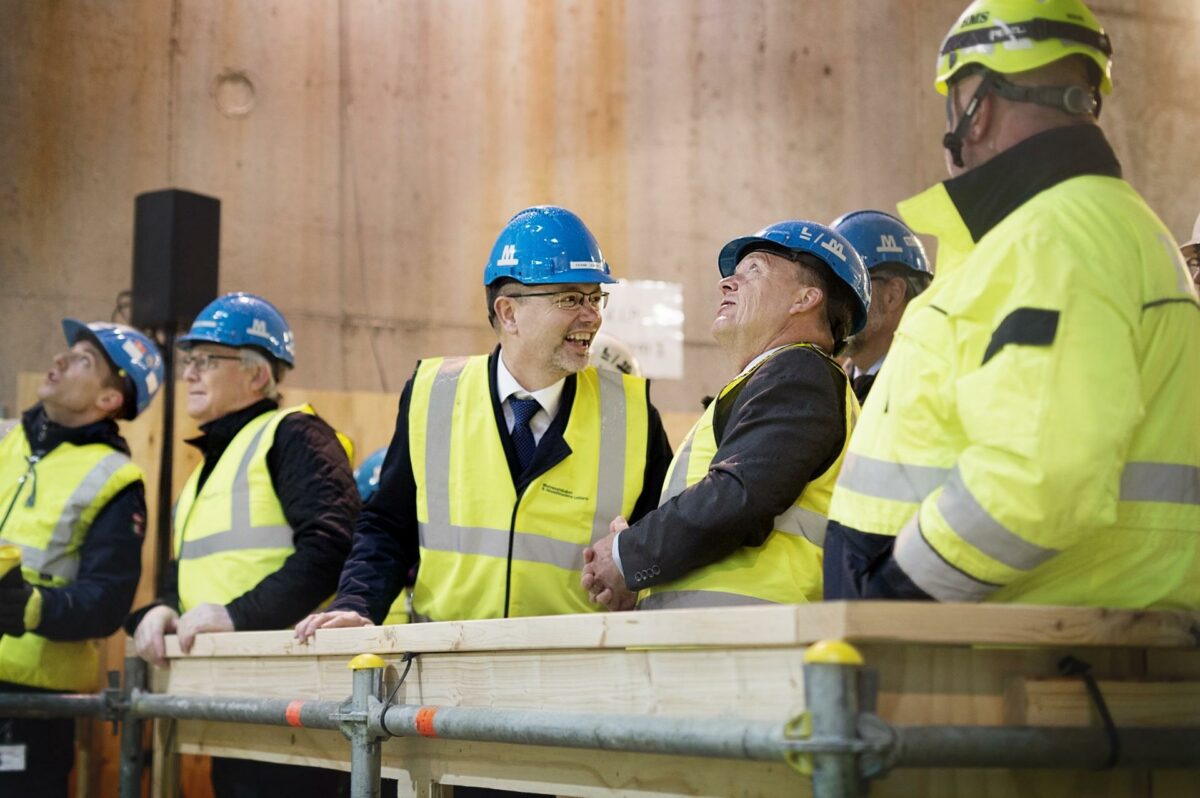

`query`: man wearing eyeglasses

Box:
[297,205,672,651]
[129,292,355,798]
[1,319,162,797]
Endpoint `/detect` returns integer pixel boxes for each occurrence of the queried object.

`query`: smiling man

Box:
[1,319,162,797]
[128,292,355,798]
[580,221,868,611]
[297,206,672,645]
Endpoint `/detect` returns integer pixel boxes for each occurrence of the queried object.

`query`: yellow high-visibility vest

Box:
[0,423,142,691]
[829,172,1200,607]
[638,344,857,609]
[408,355,651,621]
[175,405,313,611]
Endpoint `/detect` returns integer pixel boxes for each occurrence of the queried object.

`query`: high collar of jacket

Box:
[21,403,130,457]
[899,124,1122,272]
[186,398,279,461]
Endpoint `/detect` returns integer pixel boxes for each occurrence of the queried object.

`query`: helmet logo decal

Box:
[122,339,148,363]
[877,235,904,254]
[247,319,271,339]
[962,12,988,26]
[570,260,604,271]
[497,244,519,266]
[820,238,848,262]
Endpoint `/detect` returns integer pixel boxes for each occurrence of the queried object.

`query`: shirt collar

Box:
[496,349,565,419]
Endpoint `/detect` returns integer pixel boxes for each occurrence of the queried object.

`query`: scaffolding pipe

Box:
[378,703,820,762]
[128,691,344,731]
[889,726,1200,770]
[0,692,106,719]
[118,656,148,798]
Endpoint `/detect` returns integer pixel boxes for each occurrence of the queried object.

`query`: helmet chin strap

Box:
[943,71,1102,169]
[943,72,996,169]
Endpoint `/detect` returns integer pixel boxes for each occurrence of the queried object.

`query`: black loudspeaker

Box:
[131,189,220,329]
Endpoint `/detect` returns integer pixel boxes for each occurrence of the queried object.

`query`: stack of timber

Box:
[154,602,1200,797]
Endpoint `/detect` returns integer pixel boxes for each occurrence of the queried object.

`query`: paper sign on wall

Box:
[602,280,685,380]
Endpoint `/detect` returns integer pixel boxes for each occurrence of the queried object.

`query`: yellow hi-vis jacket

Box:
[638,344,856,609]
[174,405,315,612]
[0,423,142,691]
[408,355,650,620]
[828,147,1200,607]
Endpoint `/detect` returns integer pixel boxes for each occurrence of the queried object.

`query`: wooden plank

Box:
[165,647,808,722]
[1005,678,1200,727]
[163,603,1200,660]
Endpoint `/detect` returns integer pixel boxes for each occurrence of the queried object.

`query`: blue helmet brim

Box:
[717,237,797,278]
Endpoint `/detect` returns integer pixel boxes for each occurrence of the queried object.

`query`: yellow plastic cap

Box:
[347,653,387,670]
[803,640,864,666]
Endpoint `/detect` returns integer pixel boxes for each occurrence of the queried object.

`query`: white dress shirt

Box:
[495,349,566,447]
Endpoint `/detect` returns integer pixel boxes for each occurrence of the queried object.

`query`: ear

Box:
[789,285,824,317]
[966,92,994,144]
[95,387,125,419]
[883,276,908,311]
[493,296,520,334]
[247,361,271,393]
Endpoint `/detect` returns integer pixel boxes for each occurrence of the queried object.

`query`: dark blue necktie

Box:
[509,397,540,471]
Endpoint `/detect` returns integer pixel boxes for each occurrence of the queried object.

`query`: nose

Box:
[577,299,601,322]
[52,351,68,369]
[719,275,737,293]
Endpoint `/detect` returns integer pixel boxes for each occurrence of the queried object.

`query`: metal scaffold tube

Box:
[378,703,819,762]
[128,691,345,731]
[888,725,1200,770]
[0,692,107,718]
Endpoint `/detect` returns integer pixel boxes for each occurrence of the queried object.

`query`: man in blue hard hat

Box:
[831,210,932,403]
[296,204,672,631]
[0,319,163,797]
[128,292,356,798]
[580,221,868,611]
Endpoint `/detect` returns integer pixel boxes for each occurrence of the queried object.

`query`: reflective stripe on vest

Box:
[175,406,312,611]
[419,359,630,567]
[639,343,855,609]
[411,355,649,620]
[176,421,292,561]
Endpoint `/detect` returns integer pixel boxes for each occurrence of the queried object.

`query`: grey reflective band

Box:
[177,415,295,561]
[19,451,132,580]
[936,469,1058,572]
[421,358,470,542]
[418,521,587,571]
[1120,462,1200,506]
[178,525,295,559]
[659,435,694,505]
[773,503,828,547]
[893,517,999,602]
[0,419,17,439]
[589,369,628,545]
[637,591,776,610]
[836,453,951,503]
[420,357,604,572]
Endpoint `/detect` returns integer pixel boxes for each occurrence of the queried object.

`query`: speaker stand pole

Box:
[154,326,177,597]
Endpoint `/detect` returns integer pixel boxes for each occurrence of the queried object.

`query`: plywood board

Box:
[1005,678,1200,727]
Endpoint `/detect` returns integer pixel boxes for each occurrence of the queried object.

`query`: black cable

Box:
[1058,655,1120,769]
[380,652,419,738]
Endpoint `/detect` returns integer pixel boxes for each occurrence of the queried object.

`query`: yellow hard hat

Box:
[935,0,1113,96]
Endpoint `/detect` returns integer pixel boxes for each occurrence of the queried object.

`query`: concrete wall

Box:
[3,0,1199,418]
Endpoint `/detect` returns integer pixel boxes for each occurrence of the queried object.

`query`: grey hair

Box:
[238,348,285,401]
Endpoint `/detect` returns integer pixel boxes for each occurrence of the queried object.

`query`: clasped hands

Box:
[581,516,637,612]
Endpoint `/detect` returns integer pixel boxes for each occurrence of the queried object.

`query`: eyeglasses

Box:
[178,353,242,373]
[505,290,609,311]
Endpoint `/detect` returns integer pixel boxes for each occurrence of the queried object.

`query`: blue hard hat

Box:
[354,447,388,502]
[62,319,164,420]
[830,210,931,276]
[177,292,295,366]
[483,206,615,286]
[718,220,871,335]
